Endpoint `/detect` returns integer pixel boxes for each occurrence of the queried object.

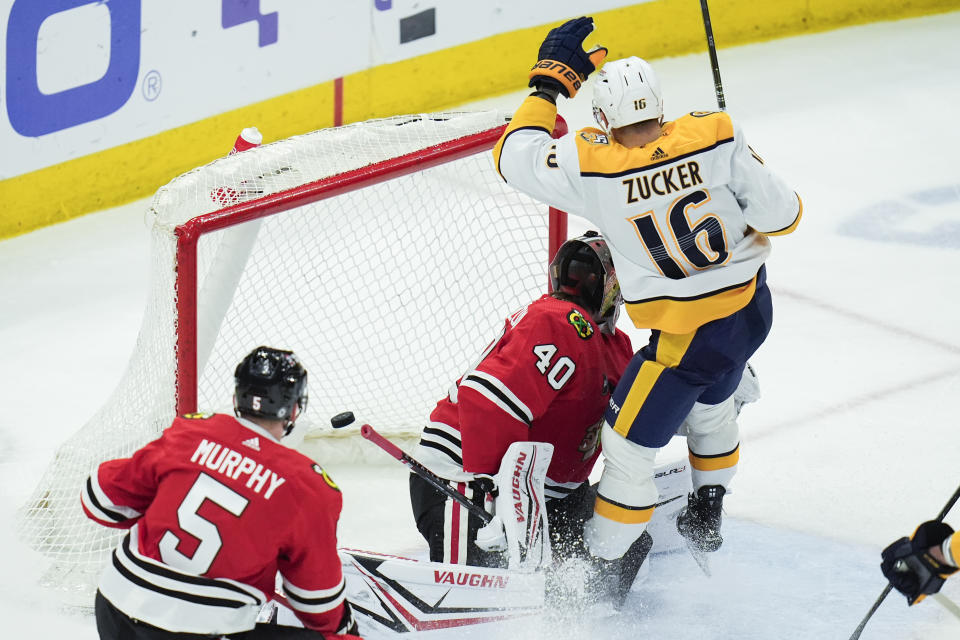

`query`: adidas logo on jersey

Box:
[241,437,260,451]
[650,147,668,161]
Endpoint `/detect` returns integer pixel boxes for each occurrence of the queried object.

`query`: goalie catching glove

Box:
[529,16,607,99]
[881,520,958,605]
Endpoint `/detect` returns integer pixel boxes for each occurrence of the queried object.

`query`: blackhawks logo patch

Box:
[183,412,213,420]
[567,309,594,339]
[312,464,340,491]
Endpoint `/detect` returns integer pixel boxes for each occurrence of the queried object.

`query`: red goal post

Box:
[18,110,569,595]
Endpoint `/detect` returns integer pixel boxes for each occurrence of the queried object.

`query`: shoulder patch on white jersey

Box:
[567,308,594,340]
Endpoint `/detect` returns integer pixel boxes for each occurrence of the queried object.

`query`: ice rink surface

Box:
[2,11,960,639]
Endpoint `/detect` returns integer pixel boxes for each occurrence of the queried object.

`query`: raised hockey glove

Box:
[529,16,608,99]
[881,521,958,605]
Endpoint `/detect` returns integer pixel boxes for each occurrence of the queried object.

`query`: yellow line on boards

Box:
[0,81,337,239]
[2,0,957,240]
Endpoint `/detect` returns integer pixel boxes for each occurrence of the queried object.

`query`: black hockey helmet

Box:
[233,346,308,435]
[549,231,622,334]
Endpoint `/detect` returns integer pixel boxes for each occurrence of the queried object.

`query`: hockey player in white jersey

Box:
[494,16,801,584]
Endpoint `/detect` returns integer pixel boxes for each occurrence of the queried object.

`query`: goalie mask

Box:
[592,56,663,134]
[549,231,622,334]
[234,346,308,436]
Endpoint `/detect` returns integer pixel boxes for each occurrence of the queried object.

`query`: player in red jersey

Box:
[410,232,637,568]
[82,346,359,639]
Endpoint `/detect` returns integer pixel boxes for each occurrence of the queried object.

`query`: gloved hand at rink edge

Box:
[881,520,957,605]
[528,16,608,99]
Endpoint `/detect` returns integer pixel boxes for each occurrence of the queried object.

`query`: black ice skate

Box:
[588,530,653,610]
[676,484,726,553]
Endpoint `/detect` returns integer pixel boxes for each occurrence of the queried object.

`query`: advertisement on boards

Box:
[0,0,642,181]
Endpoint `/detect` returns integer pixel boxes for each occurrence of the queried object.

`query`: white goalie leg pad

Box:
[679,395,740,489]
[584,423,659,560]
[339,549,545,634]
[492,441,554,571]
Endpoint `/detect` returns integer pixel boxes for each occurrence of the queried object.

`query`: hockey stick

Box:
[848,483,960,640]
[699,0,726,111]
[848,584,893,640]
[360,423,494,525]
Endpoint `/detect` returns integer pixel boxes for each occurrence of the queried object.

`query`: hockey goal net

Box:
[17,110,568,596]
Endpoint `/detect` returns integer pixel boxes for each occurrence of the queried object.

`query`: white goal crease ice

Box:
[16,110,569,597]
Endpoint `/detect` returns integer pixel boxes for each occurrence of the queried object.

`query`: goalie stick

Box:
[848,482,960,640]
[359,422,494,525]
[356,416,553,571]
[329,413,493,525]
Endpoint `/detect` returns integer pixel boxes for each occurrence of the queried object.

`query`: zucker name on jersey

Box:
[493,67,800,337]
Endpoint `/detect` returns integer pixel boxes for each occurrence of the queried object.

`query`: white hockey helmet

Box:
[592,56,663,133]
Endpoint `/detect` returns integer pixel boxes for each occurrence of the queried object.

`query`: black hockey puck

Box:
[330,411,356,429]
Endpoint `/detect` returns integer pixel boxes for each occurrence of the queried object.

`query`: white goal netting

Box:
[17,111,561,597]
